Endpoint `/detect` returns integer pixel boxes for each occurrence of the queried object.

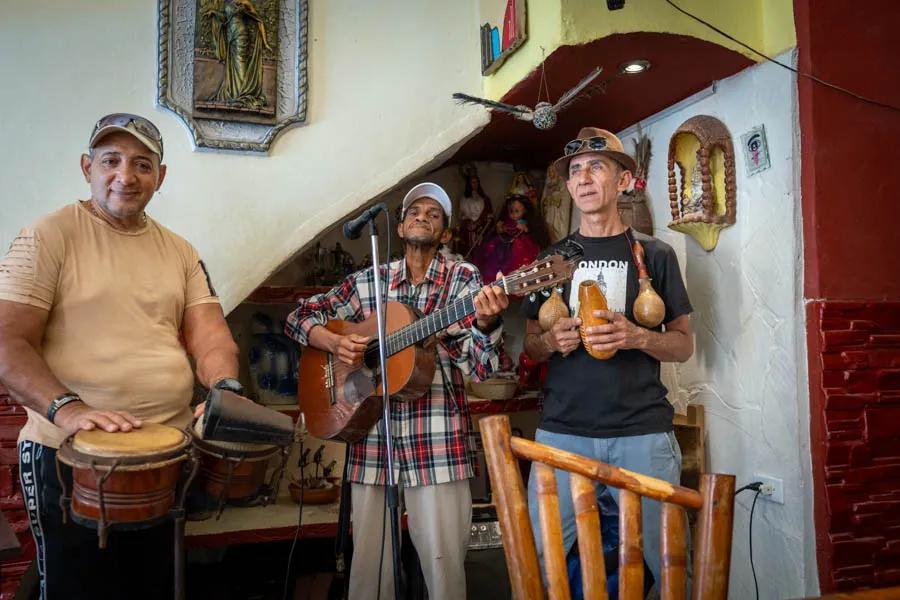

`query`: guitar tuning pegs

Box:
[528,292,536,302]
[541,289,550,297]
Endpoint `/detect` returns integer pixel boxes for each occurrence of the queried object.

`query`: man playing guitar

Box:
[285,182,508,600]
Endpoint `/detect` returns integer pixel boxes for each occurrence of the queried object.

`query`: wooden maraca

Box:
[578,280,616,360]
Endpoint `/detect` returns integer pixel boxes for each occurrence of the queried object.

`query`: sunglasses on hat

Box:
[563,135,608,156]
[90,113,163,158]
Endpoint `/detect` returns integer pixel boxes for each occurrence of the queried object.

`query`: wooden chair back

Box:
[480,415,735,600]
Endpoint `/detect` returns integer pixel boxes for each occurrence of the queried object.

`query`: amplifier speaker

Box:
[465,546,512,600]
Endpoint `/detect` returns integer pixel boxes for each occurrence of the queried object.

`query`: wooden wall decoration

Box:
[157,0,309,153]
[667,115,737,251]
[618,128,654,235]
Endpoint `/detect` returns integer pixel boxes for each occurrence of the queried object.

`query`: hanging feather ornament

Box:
[452,67,604,130]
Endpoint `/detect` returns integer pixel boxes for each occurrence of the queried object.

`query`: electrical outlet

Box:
[754,475,784,504]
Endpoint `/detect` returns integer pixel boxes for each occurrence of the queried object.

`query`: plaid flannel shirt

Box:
[285,253,502,487]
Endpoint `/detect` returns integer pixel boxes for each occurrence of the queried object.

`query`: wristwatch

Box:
[46,392,83,424]
[213,378,244,395]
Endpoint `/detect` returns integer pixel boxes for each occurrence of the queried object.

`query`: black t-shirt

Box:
[521,230,692,438]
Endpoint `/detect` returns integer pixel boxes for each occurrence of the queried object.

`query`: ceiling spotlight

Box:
[606,0,625,9]
[620,60,651,75]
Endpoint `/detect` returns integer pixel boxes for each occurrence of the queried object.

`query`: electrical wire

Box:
[734,482,763,600]
[663,0,900,115]
[748,489,761,600]
[282,439,306,600]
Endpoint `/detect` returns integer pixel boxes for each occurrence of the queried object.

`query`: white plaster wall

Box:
[615,54,816,597]
[0,0,489,312]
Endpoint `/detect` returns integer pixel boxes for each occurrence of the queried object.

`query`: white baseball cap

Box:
[401,182,452,226]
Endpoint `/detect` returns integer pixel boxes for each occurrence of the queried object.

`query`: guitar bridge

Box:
[323,360,335,389]
[324,356,337,406]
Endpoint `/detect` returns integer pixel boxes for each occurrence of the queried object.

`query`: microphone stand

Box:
[367,219,403,600]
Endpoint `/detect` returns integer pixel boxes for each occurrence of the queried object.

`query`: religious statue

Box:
[540,163,573,243]
[454,164,494,258]
[682,159,704,217]
[201,0,273,110]
[507,170,539,207]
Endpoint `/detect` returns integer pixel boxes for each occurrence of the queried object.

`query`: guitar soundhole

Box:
[363,347,380,371]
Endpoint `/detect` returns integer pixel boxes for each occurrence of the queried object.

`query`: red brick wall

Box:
[794,0,900,591]
[808,301,900,590]
[0,383,31,600]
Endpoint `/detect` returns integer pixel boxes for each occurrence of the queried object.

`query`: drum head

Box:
[72,423,187,457]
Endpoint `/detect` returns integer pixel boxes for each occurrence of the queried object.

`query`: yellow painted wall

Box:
[485,0,796,100]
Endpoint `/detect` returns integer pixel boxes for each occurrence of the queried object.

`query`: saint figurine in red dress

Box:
[471,194,547,279]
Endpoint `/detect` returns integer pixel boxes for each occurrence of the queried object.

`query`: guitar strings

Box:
[359,264,558,362]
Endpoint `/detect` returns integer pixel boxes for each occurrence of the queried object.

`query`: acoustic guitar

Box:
[298,243,583,442]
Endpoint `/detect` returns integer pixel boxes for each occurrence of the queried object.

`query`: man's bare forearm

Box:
[0,338,67,415]
[194,343,240,388]
[636,327,693,362]
[307,325,339,353]
[523,330,554,362]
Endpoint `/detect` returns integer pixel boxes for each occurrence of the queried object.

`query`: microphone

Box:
[343,202,387,240]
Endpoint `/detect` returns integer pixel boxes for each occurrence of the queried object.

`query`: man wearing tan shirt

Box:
[0,114,241,600]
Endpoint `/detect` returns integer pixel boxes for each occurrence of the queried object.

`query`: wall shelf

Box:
[243,286,332,305]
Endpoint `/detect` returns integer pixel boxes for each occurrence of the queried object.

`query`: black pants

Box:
[18,440,175,600]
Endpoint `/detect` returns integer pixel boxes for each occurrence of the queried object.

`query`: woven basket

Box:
[468,378,518,400]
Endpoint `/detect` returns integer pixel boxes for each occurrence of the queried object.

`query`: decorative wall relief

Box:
[194,0,278,122]
[667,115,736,251]
[157,0,308,153]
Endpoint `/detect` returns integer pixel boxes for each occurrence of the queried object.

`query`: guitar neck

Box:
[384,295,474,356]
[384,278,506,356]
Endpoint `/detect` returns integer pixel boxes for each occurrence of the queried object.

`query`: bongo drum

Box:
[56,423,196,548]
[191,419,288,518]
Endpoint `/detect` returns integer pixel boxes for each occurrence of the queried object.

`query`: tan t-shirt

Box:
[0,202,220,448]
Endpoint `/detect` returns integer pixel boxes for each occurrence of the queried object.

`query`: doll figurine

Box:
[471,194,547,279]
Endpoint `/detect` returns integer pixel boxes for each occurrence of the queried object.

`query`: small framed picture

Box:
[741,125,771,176]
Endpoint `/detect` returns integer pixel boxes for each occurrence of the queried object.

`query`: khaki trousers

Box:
[348,479,471,600]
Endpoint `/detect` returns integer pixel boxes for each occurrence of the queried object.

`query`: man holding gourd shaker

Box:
[521,126,695,590]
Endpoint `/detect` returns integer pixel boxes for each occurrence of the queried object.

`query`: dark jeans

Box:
[18,440,175,600]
